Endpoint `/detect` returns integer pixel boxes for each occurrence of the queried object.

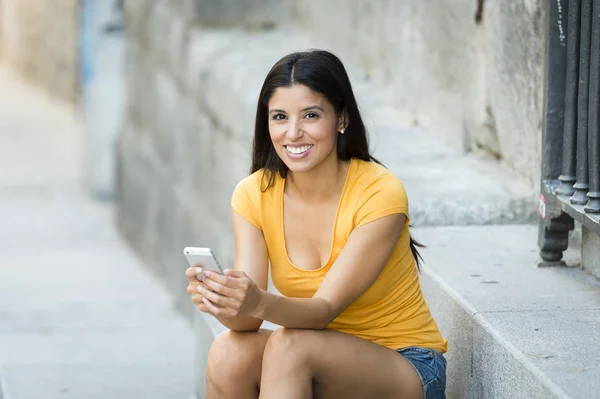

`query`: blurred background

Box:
[0,0,599,398]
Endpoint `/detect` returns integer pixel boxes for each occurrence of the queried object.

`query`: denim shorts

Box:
[397,346,447,399]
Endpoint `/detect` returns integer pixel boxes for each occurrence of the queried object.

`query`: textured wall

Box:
[0,0,79,103]
[290,0,546,186]
[117,0,252,312]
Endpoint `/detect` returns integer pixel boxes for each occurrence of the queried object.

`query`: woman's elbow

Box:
[221,317,262,332]
[314,301,337,329]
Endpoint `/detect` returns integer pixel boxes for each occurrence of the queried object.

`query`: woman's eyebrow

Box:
[268,106,324,114]
[302,106,325,112]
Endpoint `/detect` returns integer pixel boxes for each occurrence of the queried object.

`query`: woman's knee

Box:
[263,328,313,366]
[206,329,269,381]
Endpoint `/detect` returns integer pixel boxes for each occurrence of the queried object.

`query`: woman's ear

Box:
[337,110,349,131]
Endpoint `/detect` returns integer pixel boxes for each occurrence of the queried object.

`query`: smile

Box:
[284,145,314,154]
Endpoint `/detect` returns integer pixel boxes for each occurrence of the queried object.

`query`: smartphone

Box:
[183,247,224,280]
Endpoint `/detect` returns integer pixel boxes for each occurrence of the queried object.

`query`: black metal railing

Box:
[539,0,600,266]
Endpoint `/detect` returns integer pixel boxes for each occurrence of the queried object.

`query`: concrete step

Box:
[416,225,599,399]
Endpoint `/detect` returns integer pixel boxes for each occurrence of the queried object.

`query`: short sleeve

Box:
[231,173,262,229]
[354,173,409,227]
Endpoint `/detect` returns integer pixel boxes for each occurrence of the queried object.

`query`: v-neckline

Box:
[279,158,355,273]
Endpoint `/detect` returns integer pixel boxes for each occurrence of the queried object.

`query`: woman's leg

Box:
[259,328,424,399]
[206,328,272,399]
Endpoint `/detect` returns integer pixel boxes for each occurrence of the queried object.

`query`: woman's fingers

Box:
[184,267,203,282]
[190,293,205,304]
[202,297,236,318]
[202,276,238,298]
[203,270,248,290]
[186,268,245,317]
[196,284,240,310]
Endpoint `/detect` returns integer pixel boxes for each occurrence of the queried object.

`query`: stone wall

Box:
[289,0,546,187]
[117,0,256,312]
[0,0,80,103]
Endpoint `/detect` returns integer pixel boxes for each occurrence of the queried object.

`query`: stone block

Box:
[164,9,190,79]
[184,28,244,99]
[190,113,215,191]
[116,126,149,227]
[420,269,475,398]
[174,97,212,189]
[0,0,79,103]
[124,45,143,126]
[210,132,239,221]
[190,0,287,30]
[124,0,154,49]
[156,186,197,308]
[484,1,544,186]
[471,318,565,399]
[131,51,158,133]
[582,227,600,280]
[152,68,182,166]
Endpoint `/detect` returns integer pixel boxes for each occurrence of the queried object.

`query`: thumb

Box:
[223,269,247,278]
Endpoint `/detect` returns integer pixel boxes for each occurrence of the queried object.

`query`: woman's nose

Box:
[287,120,303,140]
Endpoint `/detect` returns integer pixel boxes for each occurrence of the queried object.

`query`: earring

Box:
[340,128,346,134]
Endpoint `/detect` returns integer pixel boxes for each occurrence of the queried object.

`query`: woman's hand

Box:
[185,266,213,313]
[197,269,263,318]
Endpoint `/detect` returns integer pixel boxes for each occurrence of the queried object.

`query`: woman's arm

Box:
[199,213,406,330]
[253,213,406,329]
[219,209,269,331]
[192,209,268,332]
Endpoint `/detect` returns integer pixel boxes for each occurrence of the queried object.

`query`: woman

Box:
[185,49,448,399]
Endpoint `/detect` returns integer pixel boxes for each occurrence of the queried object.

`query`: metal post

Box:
[542,0,568,181]
[571,0,593,204]
[539,0,574,266]
[586,0,600,213]
[557,0,582,196]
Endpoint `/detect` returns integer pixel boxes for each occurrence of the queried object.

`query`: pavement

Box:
[0,67,195,398]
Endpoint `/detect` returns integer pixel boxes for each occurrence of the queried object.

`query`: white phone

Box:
[183,247,224,280]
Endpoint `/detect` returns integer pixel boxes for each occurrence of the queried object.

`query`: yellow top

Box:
[231,158,448,353]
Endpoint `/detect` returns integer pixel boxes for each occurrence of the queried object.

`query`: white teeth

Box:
[285,145,312,154]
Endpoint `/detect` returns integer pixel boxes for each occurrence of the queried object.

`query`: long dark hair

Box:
[250,49,425,270]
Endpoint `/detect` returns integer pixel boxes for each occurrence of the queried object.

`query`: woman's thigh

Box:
[206,328,273,392]
[263,328,424,399]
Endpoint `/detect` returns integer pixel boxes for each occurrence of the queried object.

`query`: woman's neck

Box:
[285,156,350,203]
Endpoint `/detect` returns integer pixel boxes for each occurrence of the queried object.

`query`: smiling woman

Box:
[185,49,448,399]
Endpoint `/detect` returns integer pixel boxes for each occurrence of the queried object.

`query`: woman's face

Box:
[268,84,344,174]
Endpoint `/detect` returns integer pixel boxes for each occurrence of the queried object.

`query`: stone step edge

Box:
[421,265,571,398]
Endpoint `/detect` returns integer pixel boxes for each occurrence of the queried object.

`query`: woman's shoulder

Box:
[231,169,281,229]
[236,169,264,190]
[348,159,409,225]
[351,159,404,190]
[234,169,281,198]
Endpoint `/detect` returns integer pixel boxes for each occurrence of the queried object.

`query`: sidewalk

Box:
[0,67,195,398]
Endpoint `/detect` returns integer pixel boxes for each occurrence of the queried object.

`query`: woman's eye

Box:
[305,112,319,119]
[272,114,286,121]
